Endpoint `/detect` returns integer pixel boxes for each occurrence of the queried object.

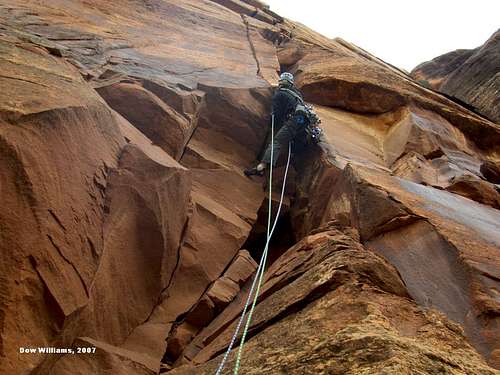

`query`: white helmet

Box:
[279,72,294,85]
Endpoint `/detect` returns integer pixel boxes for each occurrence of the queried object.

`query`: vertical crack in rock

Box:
[162,213,192,302]
[118,199,193,349]
[178,95,206,162]
[27,256,66,328]
[240,14,263,79]
[46,234,89,298]
[47,209,67,231]
[161,256,236,366]
[115,208,193,361]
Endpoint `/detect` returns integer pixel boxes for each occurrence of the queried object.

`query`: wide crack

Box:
[242,199,296,268]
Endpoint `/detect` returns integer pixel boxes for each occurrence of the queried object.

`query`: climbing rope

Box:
[215,114,292,375]
[233,141,291,375]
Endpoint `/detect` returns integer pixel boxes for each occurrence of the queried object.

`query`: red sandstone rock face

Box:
[171,229,497,374]
[411,49,475,90]
[96,83,195,160]
[0,1,499,374]
[0,34,124,373]
[411,29,500,123]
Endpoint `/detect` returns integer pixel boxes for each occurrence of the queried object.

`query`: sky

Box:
[265,0,500,71]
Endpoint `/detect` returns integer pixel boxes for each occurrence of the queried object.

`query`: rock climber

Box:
[244,72,321,177]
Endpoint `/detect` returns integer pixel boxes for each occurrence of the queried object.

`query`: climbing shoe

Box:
[244,167,264,177]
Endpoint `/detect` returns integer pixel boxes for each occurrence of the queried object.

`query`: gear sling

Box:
[261,87,322,166]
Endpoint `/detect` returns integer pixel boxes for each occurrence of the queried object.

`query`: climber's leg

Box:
[262,120,297,166]
[245,119,299,177]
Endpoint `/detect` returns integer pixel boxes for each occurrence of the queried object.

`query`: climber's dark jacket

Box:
[271,85,303,128]
[263,84,305,166]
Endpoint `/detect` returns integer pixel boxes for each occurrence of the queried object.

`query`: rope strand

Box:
[215,115,292,375]
[233,140,291,375]
[215,114,275,375]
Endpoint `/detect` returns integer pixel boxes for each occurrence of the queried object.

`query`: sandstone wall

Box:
[0,1,499,374]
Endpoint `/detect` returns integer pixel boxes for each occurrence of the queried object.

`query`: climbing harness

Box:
[279,87,321,129]
[306,123,323,144]
[278,87,322,147]
[215,114,292,375]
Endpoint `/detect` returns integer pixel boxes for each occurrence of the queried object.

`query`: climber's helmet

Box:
[278,72,294,87]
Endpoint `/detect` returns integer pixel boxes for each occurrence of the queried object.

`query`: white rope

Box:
[215,116,292,375]
[233,140,291,374]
